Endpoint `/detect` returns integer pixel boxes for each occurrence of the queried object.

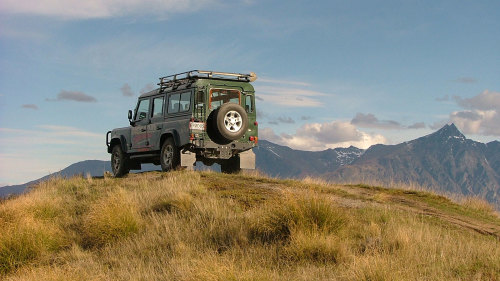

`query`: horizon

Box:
[1,1,499,184]
[1,122,497,187]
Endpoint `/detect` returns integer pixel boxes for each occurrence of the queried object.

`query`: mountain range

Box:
[326,124,500,207]
[2,124,499,208]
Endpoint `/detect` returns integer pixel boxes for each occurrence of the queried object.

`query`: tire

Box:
[220,156,241,174]
[111,145,130,177]
[214,103,248,142]
[160,138,180,172]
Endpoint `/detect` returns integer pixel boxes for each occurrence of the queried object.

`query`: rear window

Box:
[245,95,254,113]
[209,89,240,109]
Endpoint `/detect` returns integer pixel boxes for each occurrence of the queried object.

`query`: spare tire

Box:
[213,103,248,141]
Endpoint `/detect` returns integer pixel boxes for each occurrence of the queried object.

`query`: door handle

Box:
[141,128,146,132]
[156,126,161,130]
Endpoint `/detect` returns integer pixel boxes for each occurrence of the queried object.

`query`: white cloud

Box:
[0,25,48,40]
[258,77,311,87]
[140,83,155,95]
[453,90,500,111]
[453,77,477,84]
[408,122,426,129]
[253,76,329,107]
[450,110,500,136]
[0,0,217,20]
[121,83,134,97]
[258,86,327,107]
[22,104,39,110]
[37,125,103,138]
[444,90,500,136]
[47,90,97,102]
[435,94,449,102]
[47,34,254,77]
[260,121,386,151]
[351,112,403,129]
[0,126,102,145]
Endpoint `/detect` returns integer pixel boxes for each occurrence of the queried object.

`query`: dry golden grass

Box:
[1,170,499,280]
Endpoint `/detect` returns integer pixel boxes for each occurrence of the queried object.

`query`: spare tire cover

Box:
[213,103,248,141]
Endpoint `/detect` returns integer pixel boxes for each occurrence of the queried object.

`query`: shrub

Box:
[81,190,141,248]
[283,231,349,264]
[0,222,67,274]
[250,195,347,243]
[150,192,193,215]
[461,197,497,216]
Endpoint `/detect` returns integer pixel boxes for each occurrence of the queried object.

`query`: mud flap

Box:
[180,151,196,170]
[239,149,255,170]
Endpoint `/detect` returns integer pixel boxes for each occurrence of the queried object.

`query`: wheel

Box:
[220,156,241,174]
[160,138,180,172]
[111,145,130,177]
[214,103,248,142]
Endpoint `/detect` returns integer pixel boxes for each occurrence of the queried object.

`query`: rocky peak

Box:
[428,123,466,141]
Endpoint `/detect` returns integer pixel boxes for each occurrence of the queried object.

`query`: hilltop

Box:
[1,171,499,280]
[2,124,499,210]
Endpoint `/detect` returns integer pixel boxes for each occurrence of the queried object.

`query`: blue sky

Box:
[1,0,499,184]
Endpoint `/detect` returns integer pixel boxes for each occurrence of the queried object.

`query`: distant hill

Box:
[2,124,499,208]
[0,161,161,198]
[0,160,112,198]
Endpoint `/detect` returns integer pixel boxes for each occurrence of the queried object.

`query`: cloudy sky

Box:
[1,0,499,184]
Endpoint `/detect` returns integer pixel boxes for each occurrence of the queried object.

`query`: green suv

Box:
[106,70,258,177]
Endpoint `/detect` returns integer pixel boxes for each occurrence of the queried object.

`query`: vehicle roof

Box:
[138,77,255,99]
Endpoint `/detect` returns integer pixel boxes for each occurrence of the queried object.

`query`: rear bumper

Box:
[193,141,256,159]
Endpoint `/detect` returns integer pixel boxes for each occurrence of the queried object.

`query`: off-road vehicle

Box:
[106,70,258,177]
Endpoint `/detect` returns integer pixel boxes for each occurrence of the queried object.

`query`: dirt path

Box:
[388,195,500,239]
[331,182,500,239]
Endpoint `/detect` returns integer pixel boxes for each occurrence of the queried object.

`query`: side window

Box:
[168,93,181,113]
[209,89,240,109]
[168,92,191,114]
[245,95,254,113]
[134,99,150,121]
[179,92,191,112]
[152,96,164,118]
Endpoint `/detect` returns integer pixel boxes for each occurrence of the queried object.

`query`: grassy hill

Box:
[1,171,500,280]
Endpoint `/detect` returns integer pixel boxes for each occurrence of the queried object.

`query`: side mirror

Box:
[128,110,135,126]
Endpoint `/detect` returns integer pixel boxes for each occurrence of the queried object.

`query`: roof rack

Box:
[158,70,257,89]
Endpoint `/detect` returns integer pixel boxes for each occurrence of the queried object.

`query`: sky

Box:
[0,0,499,185]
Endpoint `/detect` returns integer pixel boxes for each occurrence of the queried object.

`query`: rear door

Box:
[164,90,193,146]
[131,98,151,151]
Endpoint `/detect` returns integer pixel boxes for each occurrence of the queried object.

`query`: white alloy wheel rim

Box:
[224,110,243,132]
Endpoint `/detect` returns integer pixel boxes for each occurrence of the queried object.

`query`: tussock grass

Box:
[1,170,500,280]
[81,189,141,248]
[461,197,498,215]
[249,194,347,244]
